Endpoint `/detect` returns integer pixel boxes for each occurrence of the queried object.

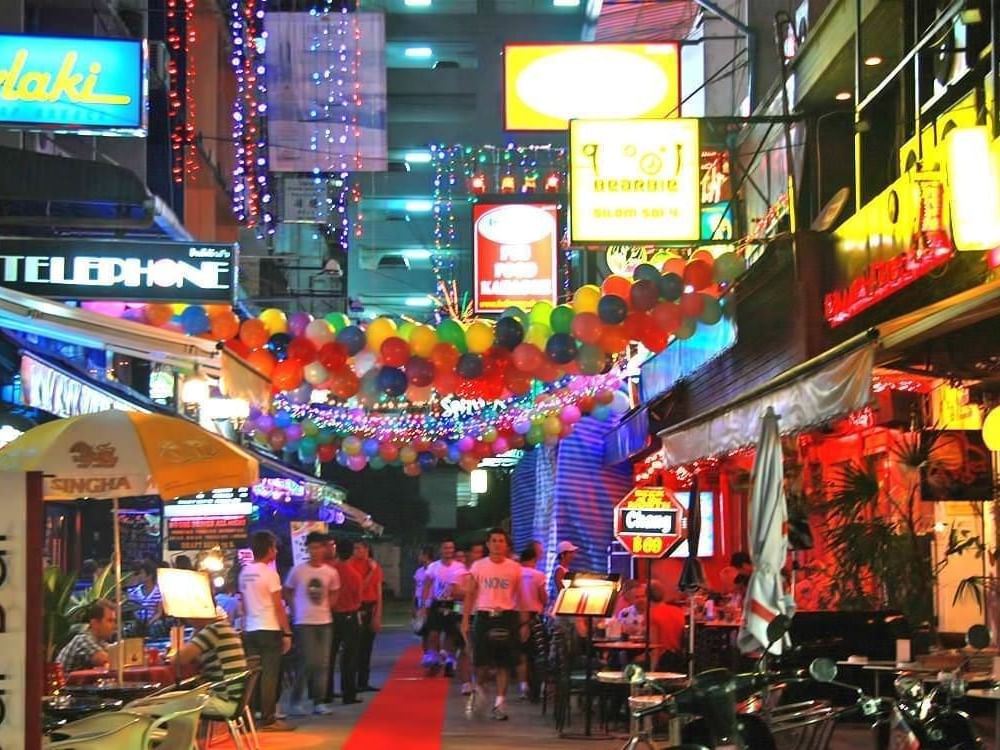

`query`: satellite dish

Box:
[811,187,851,232]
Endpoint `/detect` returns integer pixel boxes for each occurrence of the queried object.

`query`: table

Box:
[66,664,177,687]
[62,681,163,703]
[593,641,666,651]
[965,688,1000,750]
[596,671,686,748]
[595,671,687,685]
[42,694,123,733]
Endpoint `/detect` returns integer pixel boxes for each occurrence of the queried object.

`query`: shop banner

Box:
[166,516,248,551]
[504,43,679,131]
[569,118,700,244]
[0,237,236,304]
[21,353,144,418]
[290,520,328,566]
[473,203,558,313]
[0,33,146,134]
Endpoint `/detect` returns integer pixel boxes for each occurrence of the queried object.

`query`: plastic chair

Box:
[199,668,261,750]
[140,694,208,750]
[44,713,150,749]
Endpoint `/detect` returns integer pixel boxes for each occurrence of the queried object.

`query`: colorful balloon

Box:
[286,337,317,364]
[247,348,277,377]
[409,325,438,357]
[303,361,329,386]
[549,305,575,335]
[288,311,313,337]
[325,312,350,332]
[571,312,603,345]
[380,337,411,367]
[684,259,714,290]
[209,310,240,340]
[572,284,601,314]
[529,301,554,327]
[494,316,525,350]
[259,308,288,335]
[465,321,494,353]
[512,343,544,373]
[633,263,661,283]
[406,356,436,387]
[336,325,367,356]
[376,366,408,396]
[436,319,467,353]
[629,279,660,311]
[366,317,397,352]
[318,341,348,370]
[601,275,632,299]
[597,295,628,324]
[305,319,335,345]
[456,353,484,379]
[545,333,578,364]
[145,303,174,328]
[272,359,304,391]
[524,324,551,349]
[658,273,684,301]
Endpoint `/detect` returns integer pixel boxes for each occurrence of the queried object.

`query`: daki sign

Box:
[0,237,236,304]
[0,33,146,135]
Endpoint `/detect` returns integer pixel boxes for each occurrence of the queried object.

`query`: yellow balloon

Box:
[465,321,495,353]
[259,307,288,335]
[529,301,554,326]
[525,324,551,349]
[983,406,1000,451]
[171,303,188,315]
[366,317,397,352]
[573,284,601,314]
[409,324,438,358]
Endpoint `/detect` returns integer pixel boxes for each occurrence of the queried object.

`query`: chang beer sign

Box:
[0,33,146,135]
[613,485,687,558]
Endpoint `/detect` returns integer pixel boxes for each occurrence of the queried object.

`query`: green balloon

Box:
[578,344,605,375]
[675,317,697,340]
[369,456,386,470]
[549,304,575,334]
[529,301,554,326]
[436,319,467,353]
[526,425,544,445]
[325,312,350,332]
[397,321,415,341]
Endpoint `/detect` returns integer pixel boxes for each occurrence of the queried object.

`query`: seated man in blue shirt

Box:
[57,600,116,672]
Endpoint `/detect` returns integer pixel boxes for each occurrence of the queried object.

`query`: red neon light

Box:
[823,245,954,326]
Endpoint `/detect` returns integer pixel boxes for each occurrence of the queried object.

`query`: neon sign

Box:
[0,33,145,134]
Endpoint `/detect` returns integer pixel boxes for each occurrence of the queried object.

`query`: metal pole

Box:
[992,0,999,139]
[853,0,864,214]
[645,561,652,671]
[113,497,124,684]
[688,596,696,679]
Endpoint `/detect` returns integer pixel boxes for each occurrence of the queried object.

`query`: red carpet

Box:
[342,645,451,750]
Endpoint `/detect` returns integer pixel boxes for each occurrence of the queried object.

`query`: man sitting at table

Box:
[649,584,686,672]
[57,599,116,673]
[172,612,249,715]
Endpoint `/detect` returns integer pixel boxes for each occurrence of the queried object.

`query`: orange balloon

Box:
[430,342,460,371]
[661,257,687,277]
[247,348,277,377]
[145,303,174,327]
[601,275,632,299]
[210,310,241,341]
[598,324,629,354]
[240,319,269,349]
[272,359,304,392]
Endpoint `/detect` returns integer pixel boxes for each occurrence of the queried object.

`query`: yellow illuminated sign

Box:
[569,118,700,244]
[504,43,680,131]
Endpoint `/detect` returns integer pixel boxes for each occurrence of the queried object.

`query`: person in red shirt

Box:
[326,538,363,705]
[648,584,686,672]
[349,540,383,692]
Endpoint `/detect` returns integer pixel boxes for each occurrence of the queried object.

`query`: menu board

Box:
[166,516,249,551]
[117,510,161,564]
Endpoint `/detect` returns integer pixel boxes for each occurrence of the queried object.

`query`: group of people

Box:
[412,531,572,721]
[57,530,385,734]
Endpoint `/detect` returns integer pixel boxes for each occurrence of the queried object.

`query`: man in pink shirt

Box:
[461,527,523,721]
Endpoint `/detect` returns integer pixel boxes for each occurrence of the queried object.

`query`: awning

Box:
[221,348,272,412]
[604,405,651,465]
[657,277,1000,467]
[0,285,221,375]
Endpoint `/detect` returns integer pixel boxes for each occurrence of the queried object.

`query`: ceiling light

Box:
[404,150,432,164]
[864,55,883,66]
[404,249,432,260]
[404,0,432,5]
[405,296,435,308]
[553,0,580,6]
[404,47,433,59]
[835,91,852,101]
[404,199,434,213]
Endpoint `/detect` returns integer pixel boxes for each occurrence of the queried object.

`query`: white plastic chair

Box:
[44,713,151,749]
[140,694,208,750]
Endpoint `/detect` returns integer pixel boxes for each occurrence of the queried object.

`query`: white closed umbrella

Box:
[738,407,794,655]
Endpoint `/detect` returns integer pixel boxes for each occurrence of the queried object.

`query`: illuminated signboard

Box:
[701,202,733,241]
[473,203,558,313]
[613,485,687,558]
[0,33,146,135]
[504,43,680,131]
[569,118,700,244]
[0,237,236,304]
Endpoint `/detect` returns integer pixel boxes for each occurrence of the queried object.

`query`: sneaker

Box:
[491,704,509,721]
[261,719,295,732]
[288,703,311,717]
[275,708,288,720]
[518,689,529,702]
[465,687,483,718]
[460,682,473,696]
[313,703,335,715]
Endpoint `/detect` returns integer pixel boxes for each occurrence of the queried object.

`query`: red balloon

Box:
[571,312,603,345]
[578,395,596,413]
[239,318,269,349]
[629,279,660,311]
[404,462,422,477]
[381,337,411,367]
[405,356,436,387]
[622,312,649,342]
[328,367,360,399]
[512,343,544,373]
[680,292,706,318]
[509,434,525,449]
[286,337,317,364]
[598,324,628,354]
[318,341,348,370]
[272,359,304,391]
[596,389,615,405]
[601,275,632,300]
[661,257,687,277]
[434,367,459,394]
[650,301,683,333]
[379,443,400,462]
[536,360,560,382]
[317,444,337,463]
[247,348,277,377]
[226,339,249,359]
[504,369,532,395]
[430,342,460,371]
[641,326,669,353]
[684,259,714,290]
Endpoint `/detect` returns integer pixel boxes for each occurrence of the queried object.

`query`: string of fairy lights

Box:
[167,0,197,184]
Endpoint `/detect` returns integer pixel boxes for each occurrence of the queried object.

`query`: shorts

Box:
[472,611,519,671]
[519,612,541,654]
[427,600,462,639]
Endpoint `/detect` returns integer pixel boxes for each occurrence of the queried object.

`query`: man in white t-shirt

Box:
[420,539,468,677]
[284,531,341,716]
[516,541,547,701]
[239,531,294,732]
[461,527,523,721]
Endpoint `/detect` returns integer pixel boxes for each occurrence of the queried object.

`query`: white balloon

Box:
[305,319,335,345]
[353,350,377,375]
[303,361,329,386]
[610,391,631,415]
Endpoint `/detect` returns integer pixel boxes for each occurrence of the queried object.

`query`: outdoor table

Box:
[66,664,177,687]
[965,687,1000,750]
[596,671,686,745]
[62,680,163,702]
[42,694,123,734]
[593,640,666,651]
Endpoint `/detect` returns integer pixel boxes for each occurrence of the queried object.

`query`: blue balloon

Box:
[494,316,525,350]
[376,366,407,396]
[456,353,484,379]
[418,451,437,470]
[273,410,293,429]
[500,306,529,325]
[658,272,684,301]
[633,263,662,282]
[179,305,210,335]
[597,295,628,324]
[592,404,611,421]
[362,438,380,457]
[545,332,578,364]
[446,445,462,463]
[336,325,367,356]
[336,450,350,466]
[267,332,292,361]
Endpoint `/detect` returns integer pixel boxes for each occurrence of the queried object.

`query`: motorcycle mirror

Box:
[766,614,791,646]
[967,624,991,651]
[623,663,646,684]
[808,658,838,683]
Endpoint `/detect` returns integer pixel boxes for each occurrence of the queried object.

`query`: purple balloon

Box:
[288,311,313,337]
[285,423,304,441]
[256,414,275,432]
[513,418,532,435]
[457,436,475,452]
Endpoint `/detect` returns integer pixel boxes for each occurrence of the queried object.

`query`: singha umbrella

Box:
[737,407,793,656]
[678,472,705,677]
[0,410,259,677]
